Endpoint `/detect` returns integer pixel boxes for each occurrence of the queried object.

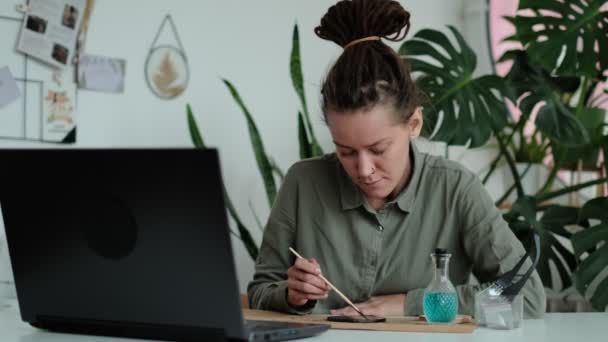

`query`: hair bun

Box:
[314,0,411,48]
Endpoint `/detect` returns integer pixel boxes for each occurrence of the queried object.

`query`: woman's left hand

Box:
[330,293,406,317]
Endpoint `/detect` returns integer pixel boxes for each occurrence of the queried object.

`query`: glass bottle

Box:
[422,248,458,323]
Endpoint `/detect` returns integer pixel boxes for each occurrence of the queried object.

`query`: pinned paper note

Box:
[43,79,76,142]
[16,0,87,69]
[0,67,21,109]
[77,54,126,93]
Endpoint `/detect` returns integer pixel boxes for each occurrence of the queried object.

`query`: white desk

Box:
[1,298,606,342]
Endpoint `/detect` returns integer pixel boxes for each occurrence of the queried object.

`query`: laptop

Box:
[0,148,329,342]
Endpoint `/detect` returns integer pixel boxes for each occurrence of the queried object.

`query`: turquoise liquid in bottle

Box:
[423,292,458,323]
[422,248,459,323]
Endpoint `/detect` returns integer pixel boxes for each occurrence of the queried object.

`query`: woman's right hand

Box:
[287,257,330,308]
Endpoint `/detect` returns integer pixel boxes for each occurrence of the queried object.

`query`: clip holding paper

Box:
[16,4,31,13]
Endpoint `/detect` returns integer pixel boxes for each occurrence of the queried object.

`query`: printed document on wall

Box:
[16,0,86,69]
[43,74,76,142]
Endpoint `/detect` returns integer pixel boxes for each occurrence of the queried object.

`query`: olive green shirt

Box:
[247,143,546,317]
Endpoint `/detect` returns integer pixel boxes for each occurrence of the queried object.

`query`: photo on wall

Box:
[51,43,69,65]
[61,4,79,29]
[25,15,47,34]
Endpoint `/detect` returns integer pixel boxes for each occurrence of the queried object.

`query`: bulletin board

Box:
[0,0,94,144]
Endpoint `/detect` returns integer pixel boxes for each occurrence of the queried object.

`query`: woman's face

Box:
[327,105,422,205]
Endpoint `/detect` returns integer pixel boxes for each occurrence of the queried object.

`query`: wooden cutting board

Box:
[243,309,476,334]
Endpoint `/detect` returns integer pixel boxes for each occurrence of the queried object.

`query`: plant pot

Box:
[556,168,605,207]
[501,163,549,205]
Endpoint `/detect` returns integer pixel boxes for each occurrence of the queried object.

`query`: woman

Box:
[248,0,545,318]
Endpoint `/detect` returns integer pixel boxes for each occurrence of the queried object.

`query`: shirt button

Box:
[378,225,384,232]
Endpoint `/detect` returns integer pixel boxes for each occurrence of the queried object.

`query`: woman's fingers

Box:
[287,277,328,295]
[288,258,330,292]
[289,269,329,291]
[294,257,321,274]
[286,256,331,308]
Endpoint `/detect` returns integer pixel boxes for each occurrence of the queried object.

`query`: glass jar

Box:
[475,286,524,329]
[422,248,459,323]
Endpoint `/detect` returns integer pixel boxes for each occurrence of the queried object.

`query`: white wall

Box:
[1,0,469,295]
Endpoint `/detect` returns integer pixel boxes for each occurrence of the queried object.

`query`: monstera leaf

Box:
[501,50,589,146]
[505,0,608,77]
[572,197,608,311]
[537,205,579,289]
[505,197,578,289]
[602,129,608,177]
[553,107,607,168]
[399,26,511,148]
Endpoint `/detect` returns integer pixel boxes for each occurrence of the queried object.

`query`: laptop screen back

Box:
[0,148,247,340]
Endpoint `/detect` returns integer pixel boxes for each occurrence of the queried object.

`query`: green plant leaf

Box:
[290,24,309,122]
[290,24,323,156]
[578,196,608,224]
[539,205,579,288]
[602,130,608,179]
[540,205,579,237]
[298,111,312,159]
[223,187,259,260]
[186,104,258,260]
[507,0,608,77]
[187,104,205,148]
[572,223,608,258]
[535,98,590,146]
[311,143,323,157]
[548,235,575,289]
[552,235,578,281]
[589,276,608,311]
[249,200,265,233]
[573,243,608,310]
[223,79,277,207]
[399,26,511,147]
[553,108,606,168]
[507,197,577,289]
[268,157,285,183]
[572,197,608,311]
[503,50,589,146]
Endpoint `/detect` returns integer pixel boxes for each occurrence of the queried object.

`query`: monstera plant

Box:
[572,197,608,311]
[399,0,608,310]
[187,24,323,260]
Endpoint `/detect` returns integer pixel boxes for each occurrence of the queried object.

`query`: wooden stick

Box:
[288,247,368,319]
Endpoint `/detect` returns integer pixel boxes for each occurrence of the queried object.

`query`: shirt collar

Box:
[337,142,424,212]
[337,158,364,211]
[394,142,423,213]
